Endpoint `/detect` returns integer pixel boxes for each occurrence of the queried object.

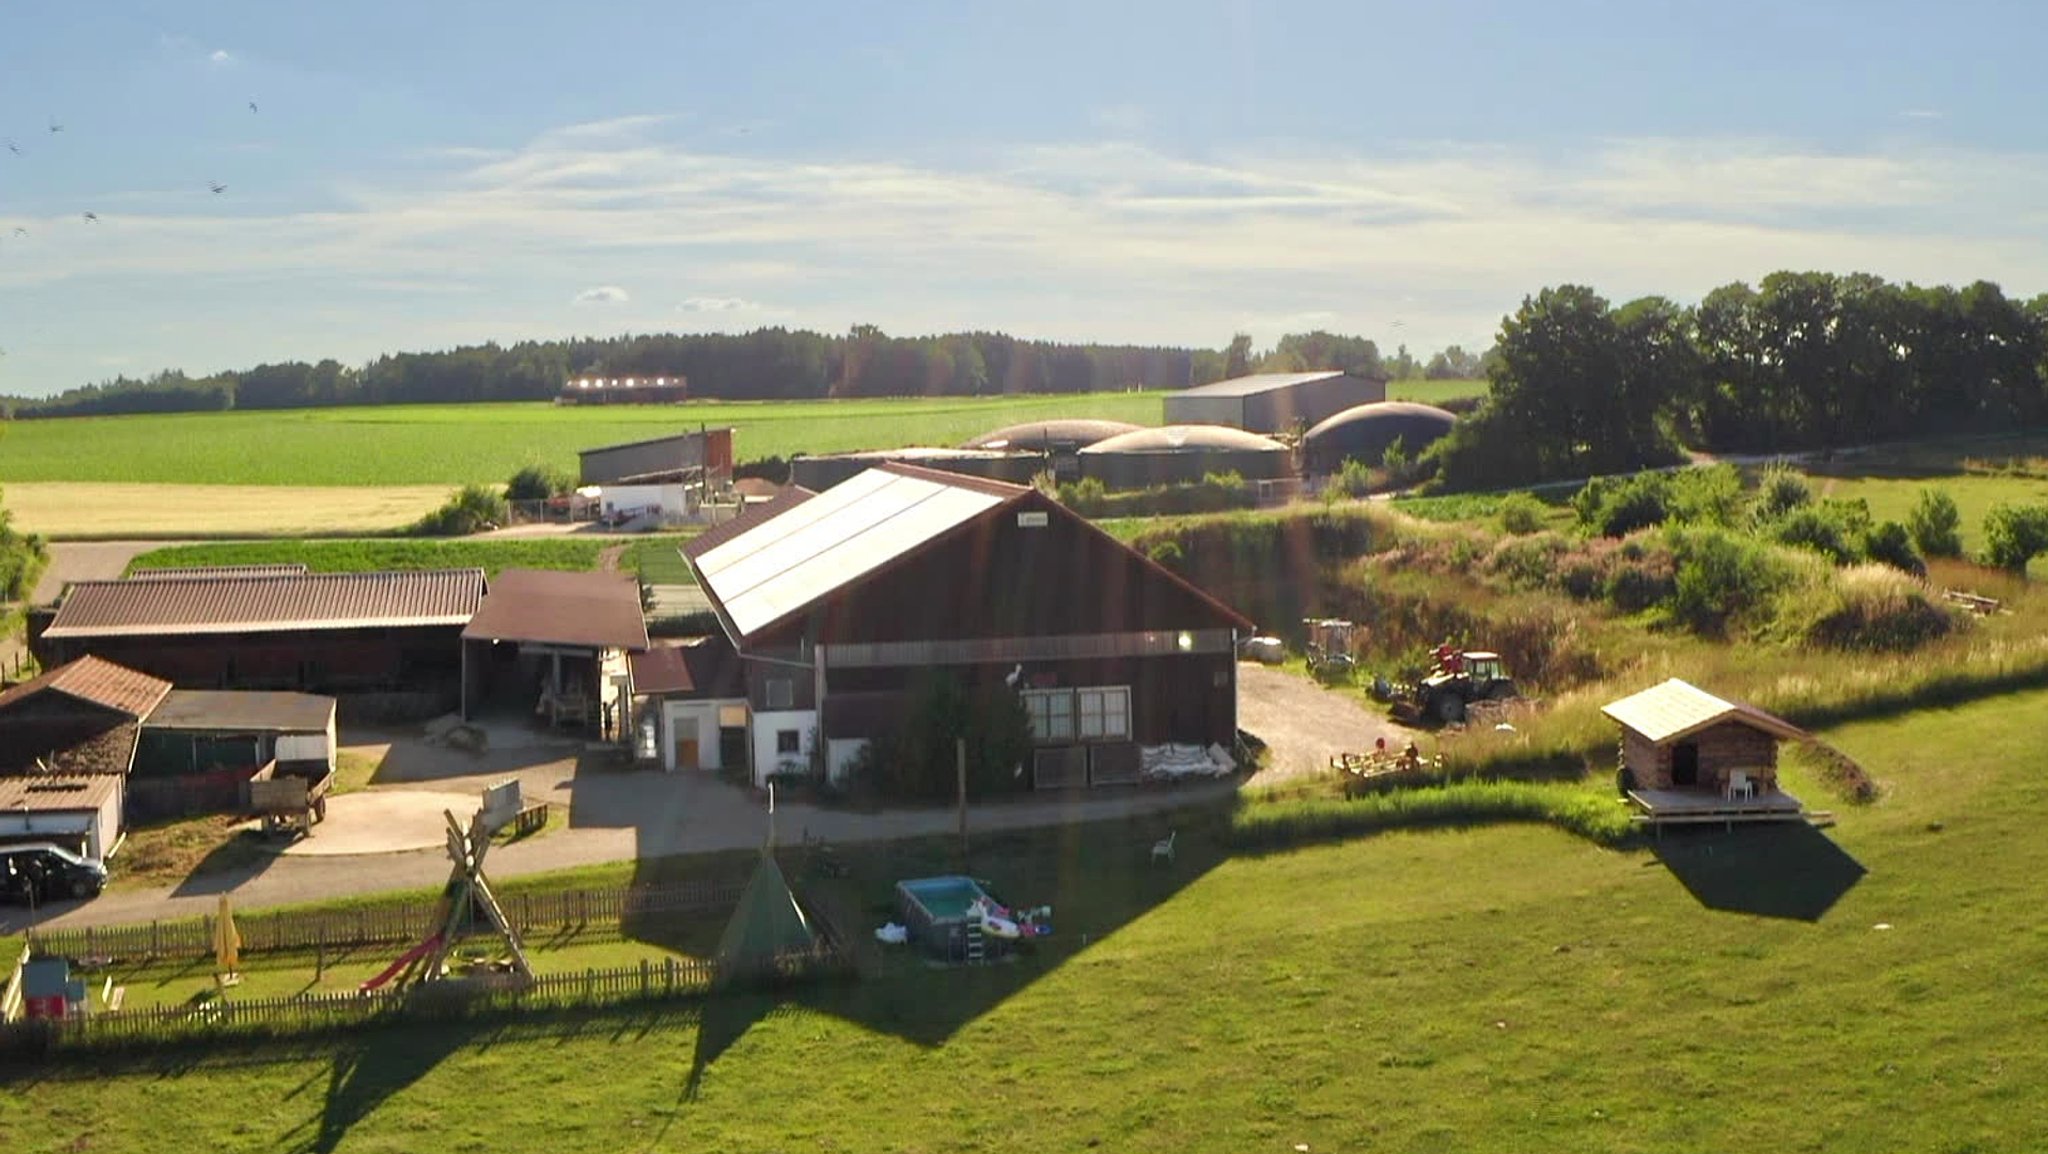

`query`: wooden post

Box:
[956,737,969,866]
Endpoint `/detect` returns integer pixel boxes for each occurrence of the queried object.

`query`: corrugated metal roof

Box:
[127,564,310,580]
[0,775,122,813]
[630,637,746,698]
[1173,370,1384,398]
[578,428,732,457]
[1601,678,1808,745]
[0,655,172,719]
[461,569,650,651]
[689,465,1016,640]
[43,569,487,639]
[145,690,336,733]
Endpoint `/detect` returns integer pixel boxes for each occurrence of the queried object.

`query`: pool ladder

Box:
[964,923,986,965]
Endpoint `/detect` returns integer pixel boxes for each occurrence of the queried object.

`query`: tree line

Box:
[1429,273,2048,490]
[0,327,1430,419]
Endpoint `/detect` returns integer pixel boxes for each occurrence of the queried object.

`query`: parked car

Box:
[0,843,109,904]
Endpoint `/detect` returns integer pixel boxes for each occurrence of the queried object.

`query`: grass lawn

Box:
[0,393,1169,488]
[620,534,700,585]
[126,537,608,576]
[1387,377,1486,405]
[10,684,2048,1151]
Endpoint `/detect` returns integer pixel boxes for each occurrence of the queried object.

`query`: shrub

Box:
[1496,493,1545,535]
[1803,565,1958,652]
[1909,488,1964,558]
[1572,473,1672,537]
[1770,506,1859,564]
[1330,458,1376,499]
[1665,464,1744,527]
[1665,525,1792,635]
[1861,519,1924,576]
[1379,434,1409,474]
[1484,532,1568,590]
[1982,502,2048,571]
[505,464,574,501]
[1751,463,1813,523]
[411,484,508,537]
[858,673,1033,800]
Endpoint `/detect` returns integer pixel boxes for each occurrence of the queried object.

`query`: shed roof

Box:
[0,775,121,813]
[1173,370,1385,398]
[1080,425,1289,454]
[0,655,172,719]
[579,428,732,458]
[145,690,336,733]
[630,637,747,698]
[686,464,1024,640]
[127,564,311,581]
[43,570,487,639]
[1601,678,1809,746]
[461,568,650,652]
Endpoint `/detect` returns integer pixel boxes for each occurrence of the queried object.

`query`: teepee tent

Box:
[714,851,817,980]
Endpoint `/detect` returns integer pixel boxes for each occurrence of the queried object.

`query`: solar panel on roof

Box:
[695,468,900,576]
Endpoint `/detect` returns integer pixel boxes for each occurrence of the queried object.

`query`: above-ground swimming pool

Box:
[897,875,1012,963]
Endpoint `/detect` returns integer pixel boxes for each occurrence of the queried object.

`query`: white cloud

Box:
[209,48,233,65]
[7,114,2048,387]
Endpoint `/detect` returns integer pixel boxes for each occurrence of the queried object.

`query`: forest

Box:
[0,327,1414,419]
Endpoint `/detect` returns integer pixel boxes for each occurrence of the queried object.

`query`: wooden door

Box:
[675,737,700,770]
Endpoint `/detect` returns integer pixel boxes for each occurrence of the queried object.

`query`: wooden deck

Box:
[1627,787,1811,829]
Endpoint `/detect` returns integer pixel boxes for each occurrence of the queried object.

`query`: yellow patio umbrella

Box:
[214,893,242,986]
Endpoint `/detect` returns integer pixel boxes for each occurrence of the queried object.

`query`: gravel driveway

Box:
[1236,662,1417,786]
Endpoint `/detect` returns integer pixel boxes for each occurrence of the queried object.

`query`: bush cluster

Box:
[505,464,575,502]
[412,484,508,536]
[1056,472,1257,518]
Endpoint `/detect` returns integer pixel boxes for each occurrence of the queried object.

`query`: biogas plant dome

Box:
[1301,402,1457,472]
[1077,424,1293,486]
[1080,425,1289,455]
[960,419,1141,452]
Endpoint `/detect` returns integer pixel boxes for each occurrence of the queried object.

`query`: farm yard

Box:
[5,683,2048,1152]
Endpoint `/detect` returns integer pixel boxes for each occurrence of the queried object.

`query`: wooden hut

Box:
[1602,679,1812,826]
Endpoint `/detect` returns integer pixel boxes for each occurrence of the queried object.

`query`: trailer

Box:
[245,761,333,839]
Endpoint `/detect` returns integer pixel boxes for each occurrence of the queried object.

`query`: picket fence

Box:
[0,944,846,1049]
[26,876,748,963]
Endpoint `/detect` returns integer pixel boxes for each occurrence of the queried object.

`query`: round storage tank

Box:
[1078,425,1293,489]
[1301,402,1457,474]
[961,419,1142,453]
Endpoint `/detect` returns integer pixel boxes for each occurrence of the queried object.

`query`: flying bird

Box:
[209,181,227,194]
[48,118,63,134]
[81,211,98,223]
[248,101,259,113]
[4,139,18,155]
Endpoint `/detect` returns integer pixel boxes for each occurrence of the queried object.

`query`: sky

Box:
[2,0,2047,396]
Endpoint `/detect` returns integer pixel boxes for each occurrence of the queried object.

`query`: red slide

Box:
[359,935,442,992]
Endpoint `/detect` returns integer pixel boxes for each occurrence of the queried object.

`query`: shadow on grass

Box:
[1651,823,1866,922]
[167,831,279,899]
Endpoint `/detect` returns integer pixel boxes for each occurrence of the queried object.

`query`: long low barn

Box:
[34,567,486,720]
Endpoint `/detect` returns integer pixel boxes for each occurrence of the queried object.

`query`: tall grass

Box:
[1231,780,1633,850]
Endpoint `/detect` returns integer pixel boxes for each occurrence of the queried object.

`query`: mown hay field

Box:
[3,483,453,538]
[8,684,2048,1153]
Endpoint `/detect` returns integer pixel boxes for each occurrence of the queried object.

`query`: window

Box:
[1023,689,1075,741]
[776,729,801,755]
[1077,687,1130,740]
[765,678,794,709]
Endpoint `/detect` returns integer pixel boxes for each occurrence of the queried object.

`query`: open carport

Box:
[459,569,650,744]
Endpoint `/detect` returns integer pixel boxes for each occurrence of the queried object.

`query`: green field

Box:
[0,393,1169,487]
[9,681,2048,1152]
[126,538,609,577]
[1387,377,1486,405]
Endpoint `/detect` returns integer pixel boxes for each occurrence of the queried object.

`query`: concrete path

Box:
[1237,662,1417,786]
[262,791,479,856]
[31,540,178,604]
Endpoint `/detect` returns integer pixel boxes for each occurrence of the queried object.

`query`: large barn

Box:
[577,428,735,487]
[34,568,485,719]
[681,463,1254,789]
[1163,371,1388,433]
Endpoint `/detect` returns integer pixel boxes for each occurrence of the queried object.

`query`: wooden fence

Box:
[0,943,846,1050]
[26,876,748,963]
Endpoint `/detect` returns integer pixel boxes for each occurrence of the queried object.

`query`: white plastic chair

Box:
[1728,770,1753,800]
[1151,830,1177,865]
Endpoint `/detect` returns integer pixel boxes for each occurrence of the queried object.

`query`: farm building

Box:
[556,375,689,405]
[960,419,1142,452]
[1163,371,1387,433]
[0,775,124,861]
[683,463,1254,789]
[629,637,748,772]
[789,447,1045,492]
[577,427,734,487]
[1603,678,1812,826]
[1301,402,1459,474]
[34,569,486,719]
[461,569,649,741]
[1076,425,1294,489]
[0,655,170,777]
[131,691,338,819]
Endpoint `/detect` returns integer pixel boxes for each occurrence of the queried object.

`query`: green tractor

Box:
[1414,649,1517,724]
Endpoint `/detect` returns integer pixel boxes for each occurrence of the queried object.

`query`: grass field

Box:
[9,683,2048,1152]
[126,538,609,577]
[3,483,452,538]
[0,393,1170,487]
[1387,377,1486,405]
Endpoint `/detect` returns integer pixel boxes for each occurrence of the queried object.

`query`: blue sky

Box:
[2,0,2046,396]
